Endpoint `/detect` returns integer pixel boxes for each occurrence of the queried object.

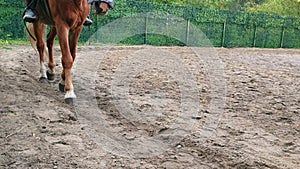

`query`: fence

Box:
[1,0,300,48]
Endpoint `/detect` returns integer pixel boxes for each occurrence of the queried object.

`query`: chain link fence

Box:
[1,0,300,48]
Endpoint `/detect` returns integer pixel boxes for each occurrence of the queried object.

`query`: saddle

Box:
[34,0,113,25]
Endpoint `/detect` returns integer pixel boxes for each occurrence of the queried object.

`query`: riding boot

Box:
[83,17,93,26]
[23,0,38,22]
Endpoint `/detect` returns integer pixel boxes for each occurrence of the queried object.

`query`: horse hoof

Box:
[65,98,77,105]
[47,71,55,81]
[59,83,65,92]
[39,77,49,84]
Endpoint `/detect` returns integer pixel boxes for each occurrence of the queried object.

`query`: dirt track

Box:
[1,45,300,168]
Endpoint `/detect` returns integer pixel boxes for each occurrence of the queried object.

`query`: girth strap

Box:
[38,0,55,25]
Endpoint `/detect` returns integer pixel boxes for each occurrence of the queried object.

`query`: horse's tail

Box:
[25,22,37,50]
[25,22,48,57]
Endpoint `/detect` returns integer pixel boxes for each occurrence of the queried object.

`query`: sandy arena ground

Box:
[0,45,300,168]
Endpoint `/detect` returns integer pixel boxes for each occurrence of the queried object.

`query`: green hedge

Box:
[1,0,300,48]
[0,0,25,40]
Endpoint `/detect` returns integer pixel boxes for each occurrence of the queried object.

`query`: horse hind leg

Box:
[46,27,57,81]
[33,23,49,83]
[26,22,47,83]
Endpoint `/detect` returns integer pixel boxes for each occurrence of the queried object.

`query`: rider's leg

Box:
[23,0,38,22]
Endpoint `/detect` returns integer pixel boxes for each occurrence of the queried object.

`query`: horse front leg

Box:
[34,22,48,83]
[56,24,76,105]
[46,26,57,81]
[69,27,82,61]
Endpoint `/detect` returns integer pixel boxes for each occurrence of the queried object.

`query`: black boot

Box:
[83,17,93,26]
[23,0,38,22]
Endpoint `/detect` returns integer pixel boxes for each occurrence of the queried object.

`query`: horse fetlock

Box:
[64,90,76,98]
[48,62,56,71]
[40,62,47,78]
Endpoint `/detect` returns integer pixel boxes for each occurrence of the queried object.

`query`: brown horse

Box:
[26,0,111,104]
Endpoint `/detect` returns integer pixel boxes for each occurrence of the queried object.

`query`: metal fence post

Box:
[221,21,227,47]
[186,19,190,45]
[144,13,148,45]
[252,24,257,47]
[263,28,267,48]
[280,26,285,48]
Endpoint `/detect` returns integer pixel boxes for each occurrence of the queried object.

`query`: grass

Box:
[0,39,29,50]
[0,38,106,49]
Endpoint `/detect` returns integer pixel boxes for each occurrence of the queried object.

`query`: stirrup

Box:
[83,18,93,26]
[23,9,38,22]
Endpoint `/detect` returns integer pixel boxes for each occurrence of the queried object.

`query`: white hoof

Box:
[64,90,77,105]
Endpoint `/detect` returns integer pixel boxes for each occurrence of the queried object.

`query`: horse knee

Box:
[61,60,74,69]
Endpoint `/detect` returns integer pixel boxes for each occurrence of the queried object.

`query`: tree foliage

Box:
[137,0,300,17]
[246,0,300,17]
[137,0,267,10]
[139,0,238,9]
